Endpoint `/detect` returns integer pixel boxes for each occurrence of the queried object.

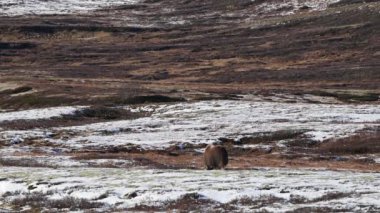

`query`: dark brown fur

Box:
[204,144,228,170]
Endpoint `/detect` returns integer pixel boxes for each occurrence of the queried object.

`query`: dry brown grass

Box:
[319,132,380,155]
[65,106,145,120]
[0,0,379,111]
[229,195,285,209]
[233,130,308,145]
[0,94,78,110]
[127,193,228,212]
[288,206,352,213]
[127,194,351,212]
[0,158,55,168]
[10,192,103,211]
[310,91,379,102]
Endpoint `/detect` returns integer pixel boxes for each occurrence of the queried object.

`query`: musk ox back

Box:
[204,144,228,170]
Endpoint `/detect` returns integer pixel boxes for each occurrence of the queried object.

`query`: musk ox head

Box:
[204,144,228,170]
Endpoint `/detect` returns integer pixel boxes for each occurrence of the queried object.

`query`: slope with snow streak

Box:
[0,0,138,16]
[0,0,341,17]
[255,0,341,16]
[0,106,83,122]
[0,167,379,211]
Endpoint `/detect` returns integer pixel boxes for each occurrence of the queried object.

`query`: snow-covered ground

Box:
[0,167,379,211]
[255,0,341,16]
[0,0,340,17]
[0,0,138,16]
[0,100,379,149]
[0,99,379,211]
[0,155,133,168]
[0,106,83,122]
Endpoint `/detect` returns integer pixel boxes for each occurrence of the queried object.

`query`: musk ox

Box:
[204,144,228,170]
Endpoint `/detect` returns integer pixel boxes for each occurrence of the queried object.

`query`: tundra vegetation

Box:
[0,0,380,212]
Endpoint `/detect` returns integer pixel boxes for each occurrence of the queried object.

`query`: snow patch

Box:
[255,0,341,16]
[1,167,379,211]
[0,0,138,16]
[0,106,83,122]
[0,181,27,195]
[46,100,380,148]
[1,100,379,149]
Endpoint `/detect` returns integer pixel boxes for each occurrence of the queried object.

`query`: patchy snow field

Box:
[0,106,83,122]
[255,0,341,16]
[0,0,340,17]
[0,100,379,149]
[0,167,379,211]
[0,0,138,16]
[0,99,379,211]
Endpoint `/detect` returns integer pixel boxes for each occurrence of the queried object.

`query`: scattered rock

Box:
[125,191,138,199]
[28,185,37,190]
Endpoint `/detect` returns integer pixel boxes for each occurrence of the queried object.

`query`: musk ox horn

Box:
[204,144,228,170]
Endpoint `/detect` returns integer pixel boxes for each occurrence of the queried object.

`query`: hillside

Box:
[0,0,379,108]
[1,0,380,212]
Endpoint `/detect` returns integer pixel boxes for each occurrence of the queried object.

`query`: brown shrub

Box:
[47,197,103,210]
[237,130,307,145]
[288,206,351,213]
[0,158,55,168]
[64,106,144,120]
[11,193,103,211]
[164,193,218,211]
[128,193,222,212]
[11,192,46,211]
[312,192,350,202]
[0,95,78,109]
[229,195,285,208]
[319,132,380,155]
[311,91,379,102]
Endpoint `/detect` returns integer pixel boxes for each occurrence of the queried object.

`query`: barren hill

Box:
[0,0,379,108]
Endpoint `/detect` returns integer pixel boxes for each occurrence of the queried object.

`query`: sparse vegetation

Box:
[0,158,55,168]
[10,192,103,211]
[312,192,351,203]
[108,95,186,105]
[0,95,77,109]
[285,138,318,148]
[66,106,141,120]
[235,130,308,145]
[162,193,218,211]
[0,106,148,130]
[311,91,379,102]
[229,195,285,208]
[125,193,353,212]
[319,132,380,155]
[0,0,379,212]
[288,207,352,213]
